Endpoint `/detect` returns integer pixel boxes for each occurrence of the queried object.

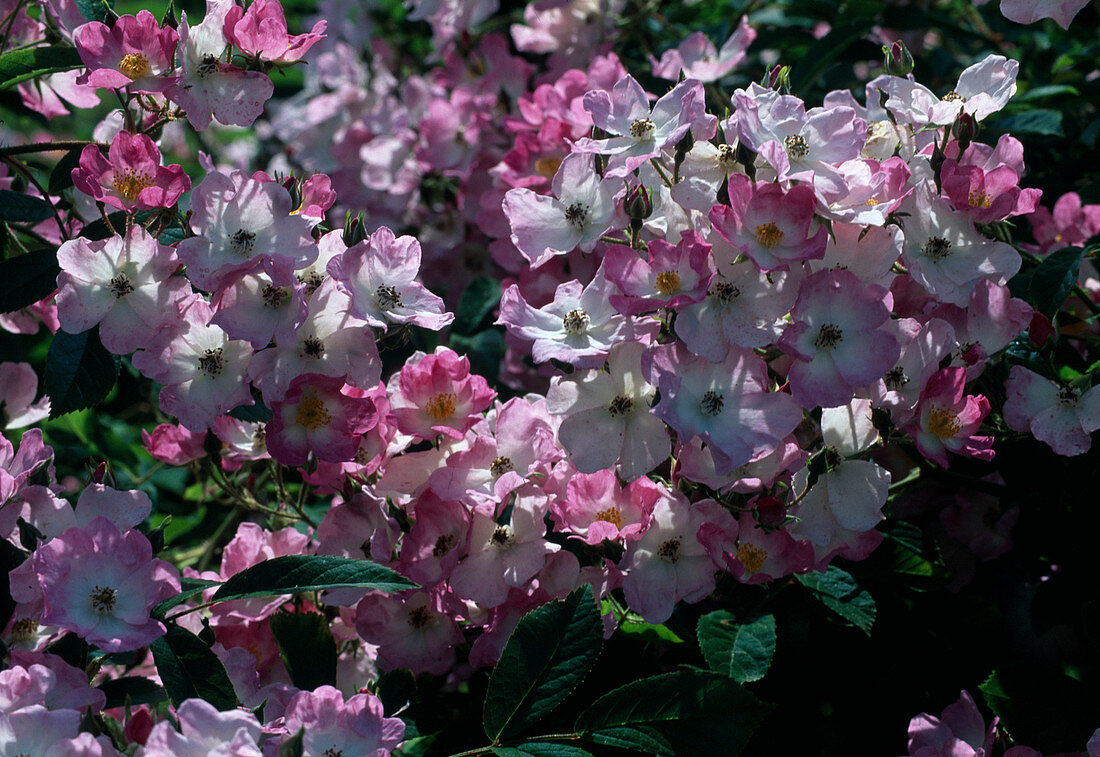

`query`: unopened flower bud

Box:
[882,41,914,76]
[625,184,652,221]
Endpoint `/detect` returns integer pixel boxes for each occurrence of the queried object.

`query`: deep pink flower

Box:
[605,230,714,315]
[74,10,177,92]
[223,0,326,64]
[553,470,658,544]
[71,131,189,212]
[906,368,993,467]
[388,347,495,441]
[266,373,378,466]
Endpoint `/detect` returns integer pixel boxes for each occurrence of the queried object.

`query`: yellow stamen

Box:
[296,391,332,431]
[737,543,767,574]
[535,157,562,178]
[119,52,151,80]
[112,169,155,201]
[968,190,993,208]
[754,222,784,248]
[654,270,681,295]
[593,507,624,528]
[926,404,962,440]
[424,392,458,422]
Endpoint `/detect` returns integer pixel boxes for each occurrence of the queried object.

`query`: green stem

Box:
[649,157,673,188]
[0,140,94,157]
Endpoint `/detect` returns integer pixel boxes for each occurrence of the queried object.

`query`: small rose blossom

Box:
[71,131,189,212]
[266,374,378,466]
[388,347,495,441]
[74,10,177,92]
[223,0,326,65]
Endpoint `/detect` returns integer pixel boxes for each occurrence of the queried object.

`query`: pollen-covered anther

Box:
[754,222,785,248]
[927,404,963,439]
[262,284,289,308]
[491,525,515,549]
[298,270,324,296]
[814,323,843,349]
[564,201,589,228]
[196,53,220,79]
[300,335,325,359]
[251,427,266,451]
[197,347,224,376]
[653,270,682,295]
[433,533,457,556]
[711,281,741,303]
[657,537,681,563]
[296,391,332,431]
[717,143,738,168]
[968,190,993,208]
[884,366,910,391]
[10,618,38,641]
[562,308,590,334]
[629,117,655,139]
[119,52,151,80]
[594,507,624,528]
[608,395,634,416]
[490,456,514,477]
[375,284,402,309]
[90,585,118,615]
[942,89,966,102]
[784,133,810,159]
[922,236,953,259]
[535,157,562,178]
[407,605,433,629]
[424,392,458,422]
[700,390,724,416]
[1058,385,1080,407]
[112,168,154,200]
[107,274,134,299]
[737,542,767,574]
[230,229,256,255]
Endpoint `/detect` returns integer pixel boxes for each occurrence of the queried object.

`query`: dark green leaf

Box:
[454,276,501,335]
[211,555,416,602]
[980,666,1100,751]
[796,566,876,635]
[450,329,504,385]
[45,327,120,418]
[270,611,337,691]
[484,585,603,743]
[990,109,1063,137]
[0,247,59,314]
[618,615,684,644]
[78,212,126,241]
[0,539,26,632]
[279,729,304,757]
[75,0,112,23]
[1013,84,1080,102]
[151,577,221,619]
[576,670,771,756]
[697,612,776,683]
[791,22,873,95]
[98,676,168,709]
[0,190,54,223]
[1030,246,1085,316]
[48,148,84,195]
[493,744,594,757]
[394,734,436,757]
[229,399,272,423]
[0,46,84,91]
[150,625,237,710]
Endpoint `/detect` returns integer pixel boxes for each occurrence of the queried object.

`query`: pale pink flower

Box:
[1003,366,1100,456]
[999,0,1090,28]
[651,19,756,82]
[0,363,50,429]
[142,698,263,757]
[788,460,891,547]
[278,685,404,757]
[354,590,464,676]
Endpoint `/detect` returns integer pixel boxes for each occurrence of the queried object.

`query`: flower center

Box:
[607,395,634,416]
[629,117,655,139]
[196,53,220,79]
[754,222,785,248]
[654,270,682,295]
[108,273,134,299]
[407,605,433,629]
[657,537,681,563]
[90,585,118,615]
[711,281,741,303]
[921,236,952,259]
[491,525,515,549]
[375,284,402,309]
[562,308,590,334]
[593,507,624,528]
[424,392,458,422]
[230,229,256,255]
[322,749,344,757]
[295,390,333,431]
[112,168,154,201]
[700,390,724,416]
[784,134,809,159]
[942,89,966,103]
[884,366,909,390]
[968,190,993,208]
[10,618,38,641]
[119,52,151,80]
[927,404,962,439]
[717,143,738,169]
[535,156,562,178]
[490,456,514,477]
[251,426,266,451]
[564,201,589,229]
[300,335,325,359]
[262,284,289,308]
[197,347,224,377]
[737,543,767,574]
[814,323,843,349]
[433,533,457,556]
[1058,385,1080,407]
[298,270,324,296]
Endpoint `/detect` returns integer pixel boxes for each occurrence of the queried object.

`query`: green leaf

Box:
[991,109,1063,136]
[1013,84,1080,102]
[98,676,168,709]
[980,666,1100,751]
[45,327,120,418]
[0,247,60,314]
[48,148,84,195]
[1030,246,1085,316]
[270,611,338,691]
[454,276,501,335]
[492,744,595,756]
[0,190,54,223]
[150,625,237,710]
[484,585,603,743]
[210,555,416,602]
[791,22,873,95]
[279,729,304,757]
[796,566,876,635]
[0,46,84,91]
[151,577,222,619]
[618,615,685,644]
[229,399,273,423]
[394,734,436,757]
[450,329,504,386]
[697,612,776,683]
[575,670,771,756]
[75,0,112,23]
